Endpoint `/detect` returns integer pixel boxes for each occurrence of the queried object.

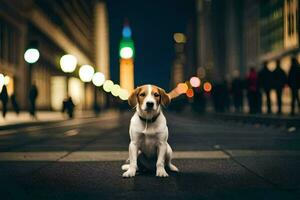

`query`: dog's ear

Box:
[128,87,140,107]
[158,87,171,107]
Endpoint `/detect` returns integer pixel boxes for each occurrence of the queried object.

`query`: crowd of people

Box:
[212,56,300,115]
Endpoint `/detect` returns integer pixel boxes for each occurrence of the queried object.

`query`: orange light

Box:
[190,76,201,87]
[186,88,194,98]
[176,83,188,94]
[203,82,212,92]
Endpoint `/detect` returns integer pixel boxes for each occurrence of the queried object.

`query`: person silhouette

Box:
[231,70,244,113]
[246,67,259,114]
[273,60,287,114]
[10,93,20,115]
[258,62,273,114]
[288,57,300,115]
[62,96,75,119]
[0,85,9,118]
[29,83,38,118]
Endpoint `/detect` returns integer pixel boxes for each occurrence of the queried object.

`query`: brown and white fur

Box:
[122,84,179,178]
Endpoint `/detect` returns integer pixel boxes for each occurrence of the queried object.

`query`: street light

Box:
[92,72,105,87]
[79,65,94,82]
[119,88,129,100]
[111,84,121,97]
[103,80,114,92]
[24,48,40,64]
[60,54,77,73]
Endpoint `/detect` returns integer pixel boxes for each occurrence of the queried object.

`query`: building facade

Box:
[0,0,110,111]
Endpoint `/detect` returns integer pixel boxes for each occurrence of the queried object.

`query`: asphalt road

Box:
[0,110,300,200]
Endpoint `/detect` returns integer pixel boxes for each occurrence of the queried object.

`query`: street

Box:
[0,110,300,200]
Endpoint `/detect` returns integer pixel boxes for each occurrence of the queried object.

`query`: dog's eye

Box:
[154,93,160,97]
[139,93,146,97]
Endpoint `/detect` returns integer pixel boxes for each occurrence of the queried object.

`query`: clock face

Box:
[120,47,134,59]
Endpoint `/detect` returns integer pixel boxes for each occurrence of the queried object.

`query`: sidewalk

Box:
[214,112,300,128]
[179,106,300,128]
[0,110,96,130]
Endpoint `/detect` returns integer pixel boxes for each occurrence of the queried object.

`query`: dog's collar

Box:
[138,113,160,123]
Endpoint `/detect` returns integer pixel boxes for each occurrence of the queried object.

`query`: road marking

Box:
[227,150,300,157]
[64,129,80,137]
[1,150,300,162]
[0,151,229,161]
[0,151,68,161]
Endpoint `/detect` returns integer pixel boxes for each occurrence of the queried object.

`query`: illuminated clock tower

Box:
[119,21,135,92]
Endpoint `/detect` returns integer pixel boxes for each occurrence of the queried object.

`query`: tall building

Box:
[119,22,135,92]
[0,0,108,111]
[94,0,110,79]
[196,0,214,80]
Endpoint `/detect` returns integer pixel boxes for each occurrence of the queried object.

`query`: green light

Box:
[119,38,135,59]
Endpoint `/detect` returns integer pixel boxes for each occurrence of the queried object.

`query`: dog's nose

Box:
[146,102,154,108]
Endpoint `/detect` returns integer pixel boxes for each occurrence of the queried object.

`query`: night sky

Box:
[106,0,195,90]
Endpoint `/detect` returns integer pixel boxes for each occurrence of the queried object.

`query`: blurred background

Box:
[0,0,299,118]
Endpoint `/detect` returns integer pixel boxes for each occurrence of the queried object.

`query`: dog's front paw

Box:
[156,167,169,177]
[122,168,136,178]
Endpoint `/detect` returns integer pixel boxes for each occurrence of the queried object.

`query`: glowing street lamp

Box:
[92,72,105,87]
[190,76,201,88]
[111,84,121,97]
[103,80,114,92]
[79,65,94,82]
[60,54,77,73]
[24,48,40,64]
[119,88,129,100]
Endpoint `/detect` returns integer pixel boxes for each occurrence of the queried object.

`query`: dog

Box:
[122,84,179,178]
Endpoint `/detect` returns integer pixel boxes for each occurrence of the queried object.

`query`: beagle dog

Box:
[122,84,179,178]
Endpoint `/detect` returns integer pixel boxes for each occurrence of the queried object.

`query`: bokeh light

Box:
[79,65,94,82]
[119,89,130,100]
[0,74,4,86]
[4,75,10,85]
[190,76,201,87]
[92,72,105,87]
[103,80,114,92]
[24,48,40,64]
[122,26,132,38]
[186,89,194,98]
[203,82,212,92]
[173,33,186,43]
[111,84,121,97]
[60,54,77,73]
[120,47,133,59]
[176,83,189,94]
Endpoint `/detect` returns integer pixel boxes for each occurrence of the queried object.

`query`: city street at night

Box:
[1,0,300,199]
[0,111,300,200]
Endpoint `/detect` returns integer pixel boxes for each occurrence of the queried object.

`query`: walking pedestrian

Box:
[288,57,300,115]
[258,62,273,114]
[62,96,75,119]
[273,60,287,114]
[246,67,259,114]
[10,93,20,115]
[0,85,9,118]
[29,83,38,119]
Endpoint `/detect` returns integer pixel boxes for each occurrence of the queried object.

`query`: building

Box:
[194,0,299,113]
[119,22,135,92]
[195,0,244,82]
[170,33,186,89]
[0,0,110,111]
